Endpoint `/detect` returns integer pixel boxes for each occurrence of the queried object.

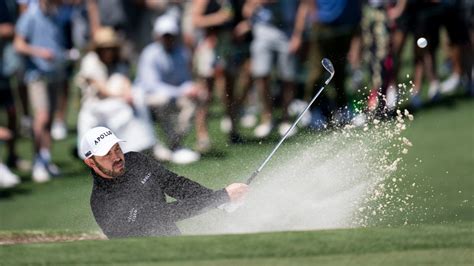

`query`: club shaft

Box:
[246,85,327,184]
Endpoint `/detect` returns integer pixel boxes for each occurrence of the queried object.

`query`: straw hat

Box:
[93,27,120,49]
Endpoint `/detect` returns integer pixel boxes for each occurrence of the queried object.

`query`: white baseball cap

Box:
[80,127,124,158]
[153,15,179,37]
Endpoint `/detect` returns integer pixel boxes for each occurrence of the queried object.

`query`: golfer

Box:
[81,126,248,238]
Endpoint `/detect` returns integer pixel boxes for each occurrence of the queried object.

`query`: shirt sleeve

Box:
[15,12,31,40]
[149,156,230,221]
[135,47,183,98]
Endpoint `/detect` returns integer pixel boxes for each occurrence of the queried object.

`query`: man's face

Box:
[161,34,177,52]
[90,144,125,178]
[96,47,119,65]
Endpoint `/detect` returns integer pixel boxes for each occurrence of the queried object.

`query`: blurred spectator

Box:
[387,0,431,109]
[243,0,299,138]
[408,1,442,108]
[387,0,471,109]
[1,0,30,170]
[294,0,362,128]
[192,0,247,151]
[361,0,397,115]
[14,0,67,182]
[86,0,133,62]
[86,0,186,64]
[12,0,34,138]
[0,0,21,188]
[51,2,80,140]
[124,1,188,56]
[75,27,163,161]
[429,1,472,96]
[134,15,202,165]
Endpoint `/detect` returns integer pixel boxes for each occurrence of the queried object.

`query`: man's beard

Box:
[94,158,125,177]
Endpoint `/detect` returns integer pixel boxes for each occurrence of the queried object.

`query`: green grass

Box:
[369,99,474,226]
[0,93,473,264]
[1,223,473,265]
[1,99,472,231]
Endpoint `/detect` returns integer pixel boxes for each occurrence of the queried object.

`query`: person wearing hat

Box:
[134,14,204,165]
[76,27,161,160]
[81,126,249,238]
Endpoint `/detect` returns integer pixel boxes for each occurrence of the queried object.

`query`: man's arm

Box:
[192,0,233,29]
[14,13,54,61]
[14,34,53,60]
[146,154,247,221]
[289,0,312,54]
[0,23,13,39]
[86,0,101,37]
[0,127,12,141]
[155,162,230,221]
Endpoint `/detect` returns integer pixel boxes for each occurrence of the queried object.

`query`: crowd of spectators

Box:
[0,0,472,187]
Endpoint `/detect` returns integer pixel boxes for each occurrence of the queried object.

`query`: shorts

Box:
[0,88,15,108]
[429,5,470,46]
[250,23,295,81]
[27,78,60,113]
[215,31,251,74]
[395,2,420,34]
[194,31,250,78]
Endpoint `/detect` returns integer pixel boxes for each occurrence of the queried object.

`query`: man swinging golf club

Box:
[81,126,248,238]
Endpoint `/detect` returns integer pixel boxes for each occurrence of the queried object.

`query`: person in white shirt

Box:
[76,27,163,161]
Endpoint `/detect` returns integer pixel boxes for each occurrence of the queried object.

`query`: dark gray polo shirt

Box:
[90,152,229,238]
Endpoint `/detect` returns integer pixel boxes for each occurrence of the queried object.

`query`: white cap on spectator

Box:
[80,127,124,158]
[154,15,179,37]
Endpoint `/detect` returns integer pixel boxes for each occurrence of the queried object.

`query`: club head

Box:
[322,58,335,85]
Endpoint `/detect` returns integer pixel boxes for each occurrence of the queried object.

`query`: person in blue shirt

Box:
[292,0,362,129]
[14,0,67,182]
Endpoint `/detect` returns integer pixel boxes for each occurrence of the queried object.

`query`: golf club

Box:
[219,58,335,212]
[246,58,335,184]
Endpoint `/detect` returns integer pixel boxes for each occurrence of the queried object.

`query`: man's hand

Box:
[225,183,249,202]
[184,83,208,101]
[0,127,12,141]
[233,20,251,40]
[36,47,55,61]
[288,34,302,54]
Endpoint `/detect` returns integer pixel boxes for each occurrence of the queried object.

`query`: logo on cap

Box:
[94,130,113,145]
